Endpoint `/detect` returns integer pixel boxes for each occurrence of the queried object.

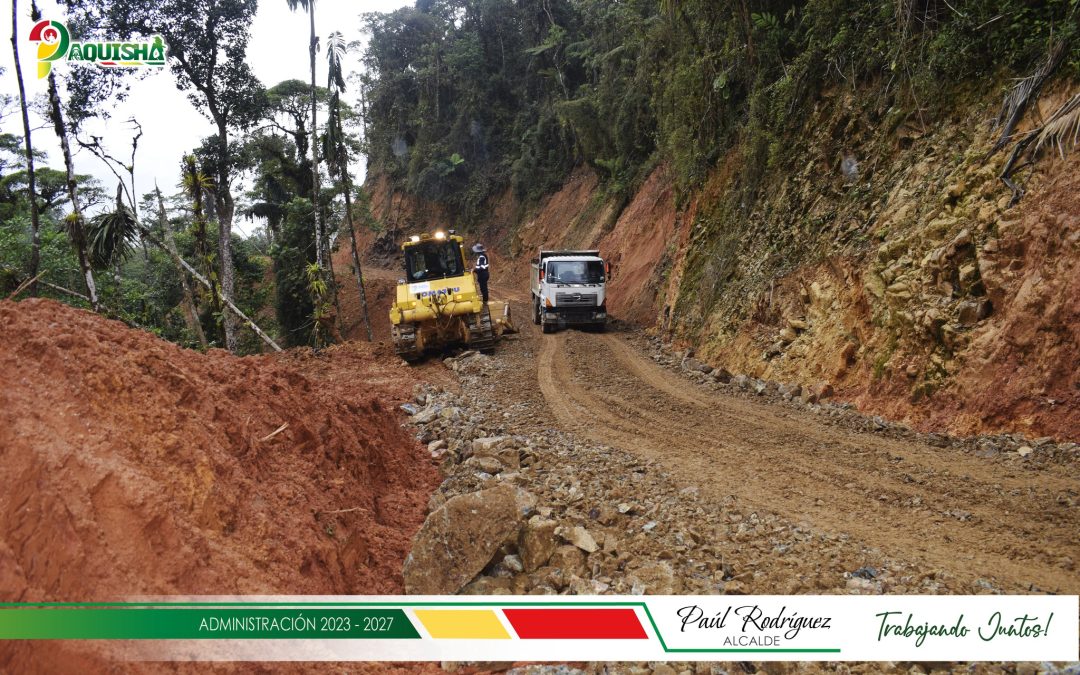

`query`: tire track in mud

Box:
[534,327,1080,593]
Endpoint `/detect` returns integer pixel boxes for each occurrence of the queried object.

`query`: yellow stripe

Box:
[413,610,510,639]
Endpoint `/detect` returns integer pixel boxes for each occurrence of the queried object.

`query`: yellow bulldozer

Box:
[390,230,513,362]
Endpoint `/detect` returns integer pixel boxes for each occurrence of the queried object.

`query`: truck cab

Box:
[530,250,610,333]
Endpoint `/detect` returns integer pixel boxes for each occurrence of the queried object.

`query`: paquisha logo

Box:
[29,19,167,79]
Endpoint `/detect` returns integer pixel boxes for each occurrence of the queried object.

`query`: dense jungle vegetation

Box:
[3,0,1077,353]
[360,0,1079,215]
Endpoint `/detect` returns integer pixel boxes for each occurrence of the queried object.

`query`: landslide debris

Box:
[401,340,1076,603]
[0,298,440,603]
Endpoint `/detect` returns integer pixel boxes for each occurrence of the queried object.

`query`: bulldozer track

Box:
[468,305,496,354]
[392,323,421,362]
[393,305,496,361]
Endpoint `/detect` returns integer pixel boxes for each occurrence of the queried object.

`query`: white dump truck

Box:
[530,249,611,333]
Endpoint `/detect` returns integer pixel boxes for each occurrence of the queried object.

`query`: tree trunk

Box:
[156,184,208,348]
[306,4,339,339]
[325,232,344,336]
[308,5,326,272]
[214,120,239,352]
[343,184,372,341]
[46,71,100,311]
[11,0,41,296]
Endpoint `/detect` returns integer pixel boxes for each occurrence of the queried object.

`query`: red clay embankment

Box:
[0,298,441,668]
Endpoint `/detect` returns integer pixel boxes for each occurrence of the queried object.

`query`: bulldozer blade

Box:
[494,301,518,335]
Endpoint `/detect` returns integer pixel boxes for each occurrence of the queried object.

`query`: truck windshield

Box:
[547,260,605,284]
[405,241,465,281]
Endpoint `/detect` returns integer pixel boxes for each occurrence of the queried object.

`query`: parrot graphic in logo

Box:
[29,19,70,79]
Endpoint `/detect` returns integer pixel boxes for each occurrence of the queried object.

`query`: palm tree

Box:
[326,31,372,341]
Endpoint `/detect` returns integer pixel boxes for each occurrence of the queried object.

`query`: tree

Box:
[262,79,321,170]
[241,86,320,346]
[242,129,304,245]
[9,1,41,295]
[274,197,318,347]
[2,167,94,214]
[326,31,372,341]
[132,216,283,352]
[44,49,102,311]
[95,0,266,352]
[181,154,225,343]
[154,182,207,348]
[285,0,329,281]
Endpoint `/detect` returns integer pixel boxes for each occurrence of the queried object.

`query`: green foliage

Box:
[351,189,383,234]
[4,0,1073,359]
[242,74,344,349]
[229,235,274,354]
[86,204,139,269]
[362,0,1079,213]
[273,197,317,347]
[0,207,86,304]
[305,262,332,349]
[91,0,266,131]
[305,262,327,297]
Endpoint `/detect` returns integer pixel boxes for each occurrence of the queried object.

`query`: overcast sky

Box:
[1,0,412,232]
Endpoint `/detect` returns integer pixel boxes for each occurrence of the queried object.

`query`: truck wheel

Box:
[542,322,555,334]
[594,322,607,333]
[533,299,541,325]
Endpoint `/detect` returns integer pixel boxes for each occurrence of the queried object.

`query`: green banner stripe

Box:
[0,609,419,640]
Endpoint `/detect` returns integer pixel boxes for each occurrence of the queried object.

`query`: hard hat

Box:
[472,243,486,253]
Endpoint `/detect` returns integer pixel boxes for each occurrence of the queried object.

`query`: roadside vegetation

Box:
[360,0,1079,212]
[2,0,378,352]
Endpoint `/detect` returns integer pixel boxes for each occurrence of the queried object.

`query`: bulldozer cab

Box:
[404,239,465,282]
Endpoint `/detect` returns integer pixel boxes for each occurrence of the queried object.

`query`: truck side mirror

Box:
[606,262,613,279]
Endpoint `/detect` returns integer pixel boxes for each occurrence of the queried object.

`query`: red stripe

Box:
[503,608,647,639]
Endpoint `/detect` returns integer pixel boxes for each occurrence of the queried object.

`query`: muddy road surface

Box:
[453,289,1080,595]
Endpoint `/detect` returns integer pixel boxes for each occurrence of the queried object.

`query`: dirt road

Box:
[479,294,1080,595]
[352,263,1078,593]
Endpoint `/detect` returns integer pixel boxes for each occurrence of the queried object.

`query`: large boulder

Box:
[403,484,523,594]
